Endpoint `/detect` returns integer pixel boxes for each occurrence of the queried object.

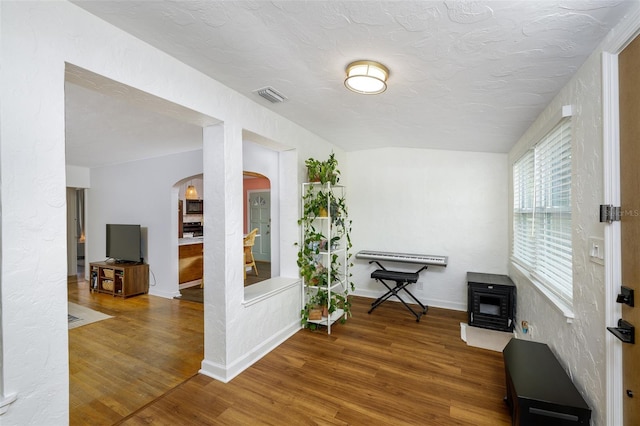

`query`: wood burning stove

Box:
[467,272,516,332]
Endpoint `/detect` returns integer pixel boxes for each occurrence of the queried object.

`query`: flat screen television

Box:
[106,224,142,263]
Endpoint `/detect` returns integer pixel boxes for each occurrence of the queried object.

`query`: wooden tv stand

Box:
[89,261,149,298]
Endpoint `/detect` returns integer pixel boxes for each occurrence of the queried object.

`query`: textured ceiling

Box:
[66,0,634,167]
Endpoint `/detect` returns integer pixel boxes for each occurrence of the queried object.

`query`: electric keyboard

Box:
[356,250,448,266]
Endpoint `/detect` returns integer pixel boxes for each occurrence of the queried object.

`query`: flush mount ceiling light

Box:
[344,60,389,95]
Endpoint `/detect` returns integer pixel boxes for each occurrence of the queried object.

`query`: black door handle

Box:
[607,319,635,344]
[616,286,634,307]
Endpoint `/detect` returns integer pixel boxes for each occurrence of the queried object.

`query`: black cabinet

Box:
[503,339,591,425]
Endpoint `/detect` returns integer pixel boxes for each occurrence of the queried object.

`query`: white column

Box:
[200,123,244,382]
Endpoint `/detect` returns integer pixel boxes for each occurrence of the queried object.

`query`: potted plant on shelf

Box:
[301,187,348,223]
[301,188,331,218]
[305,152,340,185]
[300,287,350,331]
[298,153,354,331]
[305,158,322,183]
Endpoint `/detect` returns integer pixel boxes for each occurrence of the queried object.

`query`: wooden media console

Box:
[90,261,149,298]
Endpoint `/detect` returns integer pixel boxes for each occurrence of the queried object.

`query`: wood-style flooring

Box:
[244,260,271,286]
[68,279,204,425]
[177,261,272,303]
[69,278,511,425]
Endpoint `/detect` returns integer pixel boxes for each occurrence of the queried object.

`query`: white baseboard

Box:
[351,289,466,312]
[199,320,301,383]
[148,288,182,299]
[179,279,202,290]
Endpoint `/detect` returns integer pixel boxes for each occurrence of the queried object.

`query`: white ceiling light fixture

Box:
[344,60,389,95]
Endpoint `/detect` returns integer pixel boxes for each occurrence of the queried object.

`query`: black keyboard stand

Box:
[368,261,429,322]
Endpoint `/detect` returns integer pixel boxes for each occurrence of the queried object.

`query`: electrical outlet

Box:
[416,281,424,291]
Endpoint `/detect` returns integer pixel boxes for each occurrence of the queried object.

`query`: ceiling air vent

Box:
[254,87,287,104]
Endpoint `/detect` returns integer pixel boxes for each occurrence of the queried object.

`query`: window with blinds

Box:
[513,118,572,307]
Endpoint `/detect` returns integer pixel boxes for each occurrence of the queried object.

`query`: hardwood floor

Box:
[68,279,204,425]
[69,279,511,425]
[244,260,271,286]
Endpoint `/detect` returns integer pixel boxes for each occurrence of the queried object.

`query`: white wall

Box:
[7,0,634,424]
[506,23,626,426]
[66,165,90,188]
[0,1,341,423]
[88,142,283,298]
[1,2,71,423]
[347,148,508,311]
[89,150,203,298]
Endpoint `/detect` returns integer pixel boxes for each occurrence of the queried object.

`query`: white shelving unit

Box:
[300,182,349,334]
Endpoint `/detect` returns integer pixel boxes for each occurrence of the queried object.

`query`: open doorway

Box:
[244,171,271,286]
[66,188,86,282]
[177,171,274,303]
[176,176,205,303]
[64,65,213,423]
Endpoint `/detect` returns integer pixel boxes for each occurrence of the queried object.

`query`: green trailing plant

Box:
[305,158,322,182]
[298,155,354,330]
[301,188,331,218]
[305,152,340,185]
[300,288,350,330]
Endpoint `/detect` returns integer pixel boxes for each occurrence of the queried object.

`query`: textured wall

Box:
[89,150,204,298]
[508,42,608,426]
[0,1,339,423]
[347,148,509,311]
[1,2,71,424]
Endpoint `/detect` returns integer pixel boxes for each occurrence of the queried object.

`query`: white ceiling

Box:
[66,1,634,168]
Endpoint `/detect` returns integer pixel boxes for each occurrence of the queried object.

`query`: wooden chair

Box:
[243,228,259,279]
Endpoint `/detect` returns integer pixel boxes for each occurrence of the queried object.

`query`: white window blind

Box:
[513,118,572,306]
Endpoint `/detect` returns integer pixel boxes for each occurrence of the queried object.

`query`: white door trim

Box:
[602,50,623,426]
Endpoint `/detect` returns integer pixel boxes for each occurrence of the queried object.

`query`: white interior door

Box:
[248,191,271,262]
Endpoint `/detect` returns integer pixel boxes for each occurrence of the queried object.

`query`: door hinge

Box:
[600,205,621,223]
